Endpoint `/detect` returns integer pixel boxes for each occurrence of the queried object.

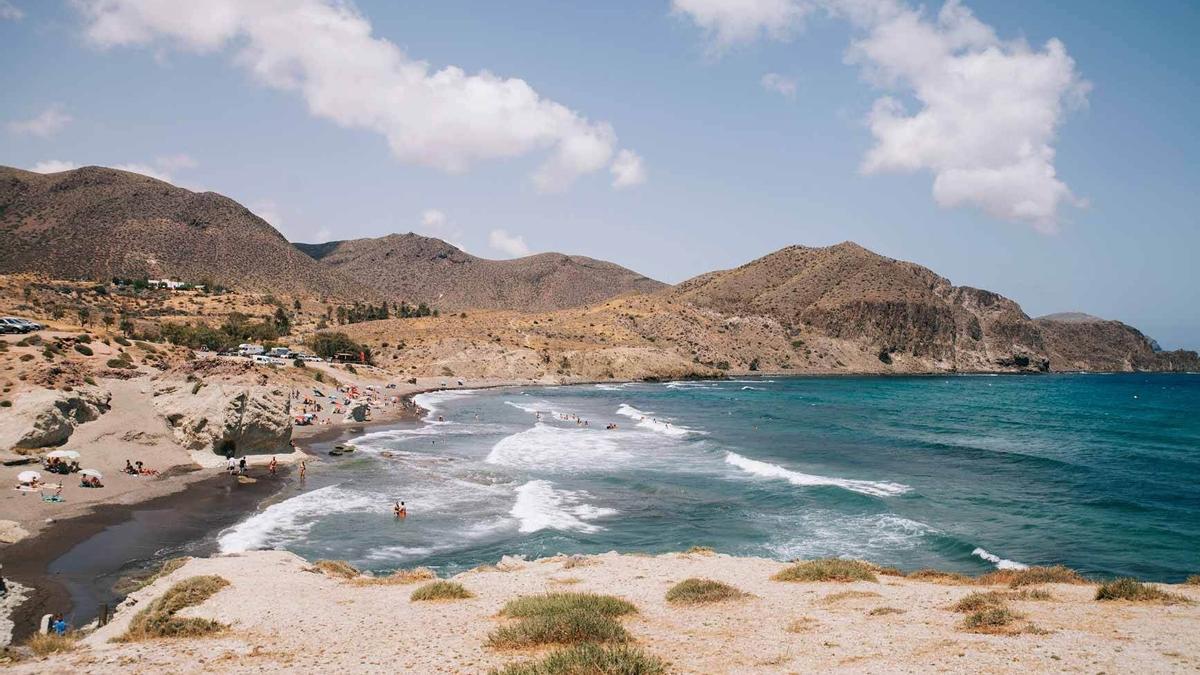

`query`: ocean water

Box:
[218,375,1200,582]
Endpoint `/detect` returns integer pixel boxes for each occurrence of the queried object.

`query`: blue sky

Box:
[1,0,1197,348]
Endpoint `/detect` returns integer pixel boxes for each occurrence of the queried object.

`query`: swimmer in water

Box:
[394,501,407,519]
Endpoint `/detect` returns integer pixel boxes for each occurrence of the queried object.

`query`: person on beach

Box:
[394,501,407,519]
[52,615,67,635]
[239,457,247,475]
[124,460,136,475]
[299,460,307,480]
[269,457,278,477]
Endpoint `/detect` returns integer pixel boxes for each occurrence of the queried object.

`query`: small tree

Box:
[77,306,91,327]
[102,313,115,331]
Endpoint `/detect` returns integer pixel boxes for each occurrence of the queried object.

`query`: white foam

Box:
[615,404,702,437]
[593,383,631,391]
[724,452,910,497]
[765,512,933,560]
[741,386,761,390]
[217,485,378,553]
[486,423,633,471]
[510,480,616,533]
[413,389,477,416]
[972,547,1029,570]
[665,381,718,389]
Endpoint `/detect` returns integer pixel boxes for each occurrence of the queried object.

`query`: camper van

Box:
[238,343,264,357]
[267,346,293,359]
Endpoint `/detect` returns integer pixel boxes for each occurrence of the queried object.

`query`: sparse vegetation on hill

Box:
[411,581,473,601]
[773,559,877,583]
[118,575,230,642]
[665,578,748,604]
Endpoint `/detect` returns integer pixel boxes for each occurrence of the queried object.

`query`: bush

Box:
[1096,578,1189,604]
[666,578,747,605]
[118,575,230,641]
[106,358,135,369]
[773,559,877,583]
[76,334,92,344]
[952,592,1007,613]
[311,560,360,579]
[491,643,667,675]
[352,567,437,586]
[309,332,372,363]
[25,632,78,656]
[73,344,94,356]
[0,401,9,407]
[867,607,905,616]
[906,569,973,584]
[501,593,637,619]
[115,336,131,346]
[1185,575,1200,586]
[411,581,473,601]
[980,565,1085,588]
[685,545,714,555]
[20,354,35,362]
[488,611,630,649]
[961,607,1021,633]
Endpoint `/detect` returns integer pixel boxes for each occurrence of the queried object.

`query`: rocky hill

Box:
[1035,314,1200,372]
[295,233,665,311]
[0,165,368,298]
[669,242,1049,372]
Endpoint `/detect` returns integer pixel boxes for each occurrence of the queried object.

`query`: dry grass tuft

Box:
[118,575,230,642]
[773,559,877,583]
[411,581,474,601]
[821,590,881,604]
[1096,579,1191,604]
[311,560,360,579]
[115,557,191,594]
[785,617,817,633]
[491,643,667,675]
[666,578,748,605]
[952,591,1008,613]
[875,566,906,577]
[867,607,905,616]
[1183,575,1200,586]
[1011,588,1053,601]
[907,569,973,584]
[25,632,78,656]
[549,577,582,585]
[351,567,436,586]
[961,607,1023,634]
[685,545,715,555]
[979,565,1086,588]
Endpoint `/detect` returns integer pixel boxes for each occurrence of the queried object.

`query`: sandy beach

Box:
[6,549,1200,673]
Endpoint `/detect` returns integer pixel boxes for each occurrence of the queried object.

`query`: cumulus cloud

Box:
[155,153,197,171]
[7,104,73,137]
[672,0,811,50]
[673,0,1089,231]
[0,1,23,21]
[30,160,79,173]
[610,149,647,188]
[250,200,284,230]
[75,0,641,192]
[419,208,466,250]
[760,72,798,98]
[488,229,531,258]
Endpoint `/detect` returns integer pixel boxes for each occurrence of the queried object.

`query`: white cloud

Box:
[30,160,79,173]
[418,208,466,250]
[250,200,284,230]
[76,0,641,192]
[7,104,73,137]
[111,162,173,182]
[488,229,531,258]
[671,0,811,50]
[760,72,798,98]
[673,0,1089,231]
[0,0,23,21]
[155,153,197,170]
[610,149,647,188]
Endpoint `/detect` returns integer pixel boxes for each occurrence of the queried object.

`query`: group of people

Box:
[393,501,407,519]
[79,474,103,488]
[43,456,80,475]
[224,456,248,476]
[123,460,158,476]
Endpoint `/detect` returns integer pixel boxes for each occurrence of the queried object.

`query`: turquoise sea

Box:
[218,374,1200,582]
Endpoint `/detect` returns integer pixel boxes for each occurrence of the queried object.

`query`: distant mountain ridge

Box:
[295,233,666,312]
[0,165,368,298]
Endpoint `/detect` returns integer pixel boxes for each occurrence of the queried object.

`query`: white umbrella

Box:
[46,450,80,460]
[17,470,41,483]
[81,469,103,479]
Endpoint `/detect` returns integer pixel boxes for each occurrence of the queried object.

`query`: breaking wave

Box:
[511,480,616,533]
[972,547,1029,570]
[724,452,910,497]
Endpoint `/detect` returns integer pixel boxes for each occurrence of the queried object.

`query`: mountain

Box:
[668,242,1049,372]
[1035,313,1200,372]
[0,165,368,298]
[295,232,665,311]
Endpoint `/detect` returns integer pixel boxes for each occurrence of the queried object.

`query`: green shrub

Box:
[411,581,473,601]
[952,592,1007,613]
[666,578,747,604]
[773,559,877,583]
[106,358,134,369]
[73,344,94,356]
[76,334,92,344]
[20,354,35,362]
[118,575,230,641]
[1096,578,1189,603]
[501,593,637,619]
[488,611,630,649]
[115,336,131,346]
[491,643,666,675]
[311,560,360,579]
[0,400,9,407]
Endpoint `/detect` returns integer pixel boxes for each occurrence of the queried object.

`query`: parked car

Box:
[0,317,40,333]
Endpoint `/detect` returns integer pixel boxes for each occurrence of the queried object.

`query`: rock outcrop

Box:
[0,387,111,450]
[153,381,293,458]
[1035,315,1200,372]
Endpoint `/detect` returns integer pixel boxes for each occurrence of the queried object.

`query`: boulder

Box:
[0,387,111,450]
[153,381,292,458]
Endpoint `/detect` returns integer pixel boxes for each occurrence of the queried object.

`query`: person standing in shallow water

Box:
[394,501,407,519]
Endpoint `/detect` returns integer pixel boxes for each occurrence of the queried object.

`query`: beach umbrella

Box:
[17,470,41,483]
[46,450,81,460]
[80,469,103,479]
